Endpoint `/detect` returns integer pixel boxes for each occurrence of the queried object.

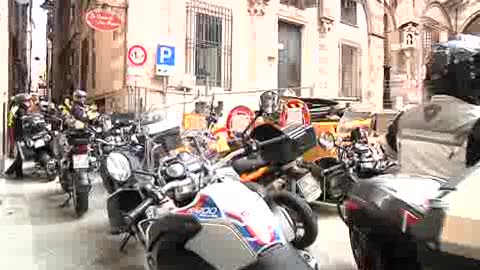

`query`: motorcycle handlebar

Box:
[321,164,345,175]
[125,197,154,224]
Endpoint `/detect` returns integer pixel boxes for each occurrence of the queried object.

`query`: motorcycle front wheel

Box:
[269,191,318,249]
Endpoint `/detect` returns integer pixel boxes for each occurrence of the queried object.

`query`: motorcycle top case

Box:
[251,123,317,164]
[346,174,444,233]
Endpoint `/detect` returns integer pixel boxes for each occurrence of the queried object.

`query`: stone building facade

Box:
[49,0,480,115]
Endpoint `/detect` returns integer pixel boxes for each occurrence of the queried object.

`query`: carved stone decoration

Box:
[318,16,334,33]
[247,0,270,16]
[400,22,419,49]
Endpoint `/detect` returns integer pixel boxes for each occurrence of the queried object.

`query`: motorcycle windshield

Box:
[140,107,185,170]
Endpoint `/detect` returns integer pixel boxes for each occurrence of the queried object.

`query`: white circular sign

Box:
[128,45,147,66]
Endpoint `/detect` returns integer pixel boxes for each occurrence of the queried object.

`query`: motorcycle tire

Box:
[269,191,318,249]
[350,227,387,270]
[74,190,89,217]
[60,172,71,193]
[349,226,420,270]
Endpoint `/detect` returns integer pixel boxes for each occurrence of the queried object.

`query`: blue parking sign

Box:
[156,44,176,76]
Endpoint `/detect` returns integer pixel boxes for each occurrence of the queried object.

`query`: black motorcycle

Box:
[20,113,59,181]
[58,126,94,217]
[311,129,397,205]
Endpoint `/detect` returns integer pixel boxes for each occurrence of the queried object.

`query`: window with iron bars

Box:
[185,0,233,90]
[340,44,361,99]
[422,28,439,61]
[341,0,357,26]
[279,0,319,9]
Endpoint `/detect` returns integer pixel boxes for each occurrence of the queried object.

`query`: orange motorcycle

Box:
[226,91,321,248]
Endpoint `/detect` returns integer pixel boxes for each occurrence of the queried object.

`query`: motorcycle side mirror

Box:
[259,91,280,115]
[318,132,335,150]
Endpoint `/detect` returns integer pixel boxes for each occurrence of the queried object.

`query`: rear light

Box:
[400,208,420,233]
[74,144,89,154]
[344,199,361,212]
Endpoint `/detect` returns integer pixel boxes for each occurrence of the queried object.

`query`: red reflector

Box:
[344,199,361,211]
[400,208,420,232]
[75,145,89,154]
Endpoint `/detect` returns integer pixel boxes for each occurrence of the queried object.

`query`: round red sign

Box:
[85,9,122,32]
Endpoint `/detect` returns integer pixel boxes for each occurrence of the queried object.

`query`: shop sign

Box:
[85,9,122,32]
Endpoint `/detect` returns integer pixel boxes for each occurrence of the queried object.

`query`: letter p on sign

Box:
[156,44,176,76]
[156,45,175,66]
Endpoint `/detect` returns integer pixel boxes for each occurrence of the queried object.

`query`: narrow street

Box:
[0,164,356,270]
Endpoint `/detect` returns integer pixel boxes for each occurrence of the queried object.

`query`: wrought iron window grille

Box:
[185,0,233,90]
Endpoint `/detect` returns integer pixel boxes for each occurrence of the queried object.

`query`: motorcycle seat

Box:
[232,155,270,174]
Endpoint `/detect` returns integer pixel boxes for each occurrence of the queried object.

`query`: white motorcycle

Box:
[106,134,318,270]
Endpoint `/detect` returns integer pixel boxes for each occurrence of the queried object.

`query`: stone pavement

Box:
[0,172,356,270]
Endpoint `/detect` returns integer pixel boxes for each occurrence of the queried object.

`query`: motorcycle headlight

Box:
[105,152,132,182]
[164,162,187,179]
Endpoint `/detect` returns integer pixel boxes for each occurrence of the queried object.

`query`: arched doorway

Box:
[463,14,480,35]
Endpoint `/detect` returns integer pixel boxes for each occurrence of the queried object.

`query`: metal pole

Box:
[0,0,9,172]
[27,0,33,93]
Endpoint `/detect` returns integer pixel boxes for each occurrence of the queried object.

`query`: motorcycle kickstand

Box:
[60,193,72,208]
[119,232,134,253]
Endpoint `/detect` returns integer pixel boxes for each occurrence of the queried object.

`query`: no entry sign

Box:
[128,45,147,66]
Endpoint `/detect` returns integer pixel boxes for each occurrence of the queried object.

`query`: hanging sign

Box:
[85,9,122,32]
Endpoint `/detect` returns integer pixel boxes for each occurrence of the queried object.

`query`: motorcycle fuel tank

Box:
[175,180,286,270]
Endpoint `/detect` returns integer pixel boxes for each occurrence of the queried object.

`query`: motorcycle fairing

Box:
[175,181,285,253]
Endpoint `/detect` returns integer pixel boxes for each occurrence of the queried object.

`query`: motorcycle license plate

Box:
[34,139,45,148]
[73,154,89,169]
[297,173,322,202]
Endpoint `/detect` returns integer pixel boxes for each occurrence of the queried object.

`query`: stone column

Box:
[247,1,265,89]
[317,16,334,95]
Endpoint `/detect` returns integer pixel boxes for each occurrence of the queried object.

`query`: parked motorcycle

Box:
[105,129,318,270]
[311,129,397,206]
[20,113,59,181]
[218,91,320,248]
[58,122,95,216]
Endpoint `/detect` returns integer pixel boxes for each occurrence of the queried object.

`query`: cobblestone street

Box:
[0,166,356,270]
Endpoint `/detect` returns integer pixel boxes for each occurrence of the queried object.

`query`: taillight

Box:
[344,199,361,212]
[74,144,89,154]
[400,208,420,233]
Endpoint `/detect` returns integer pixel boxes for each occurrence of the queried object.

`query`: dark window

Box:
[280,0,318,9]
[422,28,440,60]
[340,44,361,98]
[186,0,232,90]
[81,38,89,91]
[340,0,357,26]
[92,34,96,89]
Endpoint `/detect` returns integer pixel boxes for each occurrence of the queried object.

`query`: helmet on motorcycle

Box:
[14,93,32,110]
[425,34,480,104]
[40,100,49,112]
[73,90,87,105]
